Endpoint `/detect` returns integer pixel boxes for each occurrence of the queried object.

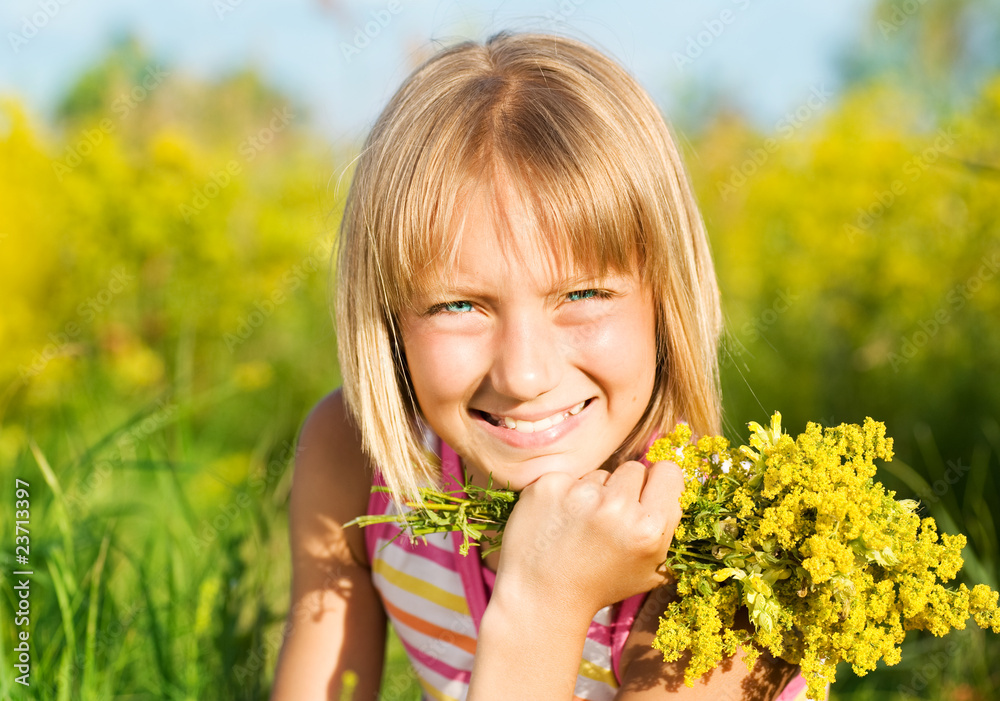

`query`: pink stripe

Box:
[371,467,389,492]
[383,531,456,569]
[586,619,613,647]
[364,470,392,563]
[443,443,491,633]
[774,674,809,700]
[611,593,647,682]
[398,625,472,683]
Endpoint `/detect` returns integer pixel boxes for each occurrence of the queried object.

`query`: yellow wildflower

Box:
[646,413,1000,698]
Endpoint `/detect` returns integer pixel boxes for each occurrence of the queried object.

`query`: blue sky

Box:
[1,0,876,142]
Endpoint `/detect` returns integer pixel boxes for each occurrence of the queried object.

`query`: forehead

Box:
[406,178,635,303]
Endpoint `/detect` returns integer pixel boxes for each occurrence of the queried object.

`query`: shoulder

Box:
[290,388,374,570]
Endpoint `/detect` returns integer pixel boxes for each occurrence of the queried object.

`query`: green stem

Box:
[668,548,720,564]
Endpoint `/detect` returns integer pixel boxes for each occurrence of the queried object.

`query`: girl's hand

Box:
[490,459,685,619]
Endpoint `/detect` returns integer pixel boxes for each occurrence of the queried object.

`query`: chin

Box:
[469,451,608,492]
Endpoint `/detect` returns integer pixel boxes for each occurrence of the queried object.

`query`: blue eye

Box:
[567,289,603,302]
[439,301,473,313]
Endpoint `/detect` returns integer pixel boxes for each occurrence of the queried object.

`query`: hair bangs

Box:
[375,47,665,313]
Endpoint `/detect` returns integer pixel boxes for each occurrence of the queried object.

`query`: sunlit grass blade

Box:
[962,441,991,529]
[136,553,173,692]
[64,395,176,473]
[45,553,77,694]
[30,438,75,569]
[55,650,71,701]
[914,422,962,516]
[81,527,112,699]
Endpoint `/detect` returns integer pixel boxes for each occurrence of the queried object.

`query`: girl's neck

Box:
[481,547,501,573]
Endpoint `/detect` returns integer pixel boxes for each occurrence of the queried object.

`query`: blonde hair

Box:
[336,31,721,500]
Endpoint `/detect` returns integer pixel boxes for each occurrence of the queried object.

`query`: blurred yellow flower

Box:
[232,361,274,392]
[111,342,165,390]
[0,424,27,465]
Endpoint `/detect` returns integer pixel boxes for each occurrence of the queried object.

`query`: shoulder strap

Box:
[442,442,491,633]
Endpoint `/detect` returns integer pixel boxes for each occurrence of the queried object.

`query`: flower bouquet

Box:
[349,414,1000,699]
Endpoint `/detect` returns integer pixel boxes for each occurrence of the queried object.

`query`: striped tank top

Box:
[364,438,816,700]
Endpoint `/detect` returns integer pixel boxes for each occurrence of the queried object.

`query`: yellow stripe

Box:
[419,678,462,701]
[372,557,470,615]
[578,658,616,686]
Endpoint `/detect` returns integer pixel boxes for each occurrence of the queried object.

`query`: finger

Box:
[639,460,685,512]
[603,460,647,498]
[579,468,612,486]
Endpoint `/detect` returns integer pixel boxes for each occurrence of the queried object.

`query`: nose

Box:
[489,312,563,401]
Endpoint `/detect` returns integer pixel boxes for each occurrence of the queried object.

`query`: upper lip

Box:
[474,399,590,422]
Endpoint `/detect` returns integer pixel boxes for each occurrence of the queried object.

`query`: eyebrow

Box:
[413,269,633,301]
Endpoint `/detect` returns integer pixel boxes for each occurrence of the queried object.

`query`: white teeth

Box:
[487,401,587,433]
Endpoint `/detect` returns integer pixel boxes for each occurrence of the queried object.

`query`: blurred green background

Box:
[2,0,999,699]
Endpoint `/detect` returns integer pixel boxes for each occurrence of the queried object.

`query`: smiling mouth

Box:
[478,400,589,434]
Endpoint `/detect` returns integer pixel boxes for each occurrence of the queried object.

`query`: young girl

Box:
[271,31,815,700]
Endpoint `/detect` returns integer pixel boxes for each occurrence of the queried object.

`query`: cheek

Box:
[402,329,486,408]
[570,304,657,401]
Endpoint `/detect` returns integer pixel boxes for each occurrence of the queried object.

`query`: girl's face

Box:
[398,194,658,491]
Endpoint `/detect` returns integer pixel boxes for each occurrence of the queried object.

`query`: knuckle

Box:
[613,460,644,477]
[530,471,571,497]
[632,516,667,547]
[565,481,601,513]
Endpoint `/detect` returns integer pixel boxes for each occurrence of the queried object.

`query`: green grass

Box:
[380,629,422,701]
[1,380,293,700]
[2,379,997,699]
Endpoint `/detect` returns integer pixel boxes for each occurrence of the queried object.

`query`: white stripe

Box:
[408,655,470,700]
[573,673,617,701]
[582,635,613,668]
[592,604,614,626]
[376,537,468,600]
